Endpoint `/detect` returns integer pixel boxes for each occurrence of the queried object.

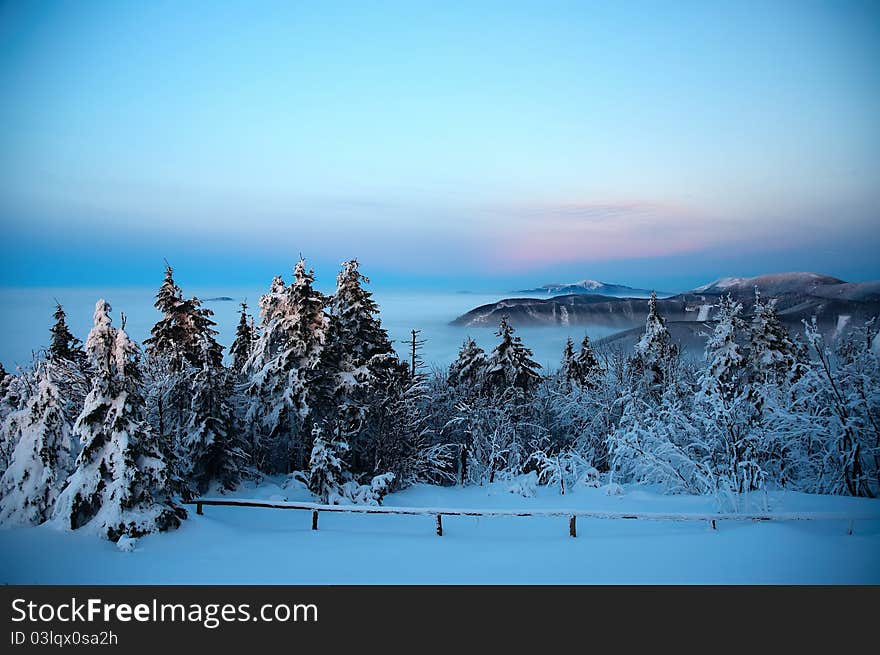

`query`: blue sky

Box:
[1,0,878,291]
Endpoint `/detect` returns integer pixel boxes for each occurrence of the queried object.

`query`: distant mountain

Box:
[691,272,845,296]
[453,272,880,337]
[518,279,665,298]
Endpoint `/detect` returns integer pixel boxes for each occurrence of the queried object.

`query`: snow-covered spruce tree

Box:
[576,335,604,389]
[245,258,329,473]
[447,337,486,391]
[559,338,579,388]
[695,294,765,496]
[633,291,677,389]
[144,263,223,371]
[143,264,240,495]
[307,426,349,504]
[0,364,30,472]
[559,334,604,390]
[48,303,85,366]
[54,300,184,540]
[700,295,747,401]
[483,316,542,396]
[316,259,406,476]
[0,360,80,525]
[180,365,247,494]
[544,344,626,473]
[365,358,455,488]
[0,302,90,524]
[446,318,545,485]
[229,301,255,374]
[748,288,807,388]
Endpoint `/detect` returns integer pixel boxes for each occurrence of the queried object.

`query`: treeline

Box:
[0,261,877,542]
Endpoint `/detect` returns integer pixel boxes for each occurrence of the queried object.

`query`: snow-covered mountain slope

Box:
[453,271,880,338]
[691,277,749,293]
[518,279,664,298]
[691,272,845,296]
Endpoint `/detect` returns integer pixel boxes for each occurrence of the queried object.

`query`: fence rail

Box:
[186,498,877,537]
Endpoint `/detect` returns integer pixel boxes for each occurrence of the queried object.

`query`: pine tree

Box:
[53,300,184,541]
[229,301,254,373]
[0,360,79,525]
[48,303,84,364]
[447,337,486,389]
[484,316,542,395]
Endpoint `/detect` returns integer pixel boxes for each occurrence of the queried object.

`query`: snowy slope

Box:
[1,480,877,584]
[691,272,845,295]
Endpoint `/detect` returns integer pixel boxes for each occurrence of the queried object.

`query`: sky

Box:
[1,0,878,292]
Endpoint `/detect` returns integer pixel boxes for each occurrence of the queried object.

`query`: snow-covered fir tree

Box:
[560,335,604,389]
[245,258,329,472]
[700,294,747,401]
[143,264,236,495]
[483,316,542,395]
[695,294,765,495]
[633,291,676,388]
[180,365,246,494]
[447,337,486,390]
[317,259,408,475]
[559,337,578,387]
[749,288,806,386]
[307,426,349,504]
[48,303,85,365]
[0,364,29,472]
[575,335,604,389]
[0,360,80,525]
[53,300,184,540]
[144,264,223,371]
[229,301,255,374]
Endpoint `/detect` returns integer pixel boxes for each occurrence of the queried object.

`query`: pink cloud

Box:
[482,200,742,270]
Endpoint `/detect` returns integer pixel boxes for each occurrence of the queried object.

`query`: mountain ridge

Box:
[518,279,666,298]
[453,272,880,333]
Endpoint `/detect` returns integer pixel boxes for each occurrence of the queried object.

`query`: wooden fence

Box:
[186,498,876,537]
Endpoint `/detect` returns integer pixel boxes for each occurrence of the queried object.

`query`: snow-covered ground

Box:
[1,480,878,584]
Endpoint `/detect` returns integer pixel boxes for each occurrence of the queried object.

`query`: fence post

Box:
[196,502,203,516]
[312,510,319,531]
[569,515,577,538]
[436,514,443,537]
